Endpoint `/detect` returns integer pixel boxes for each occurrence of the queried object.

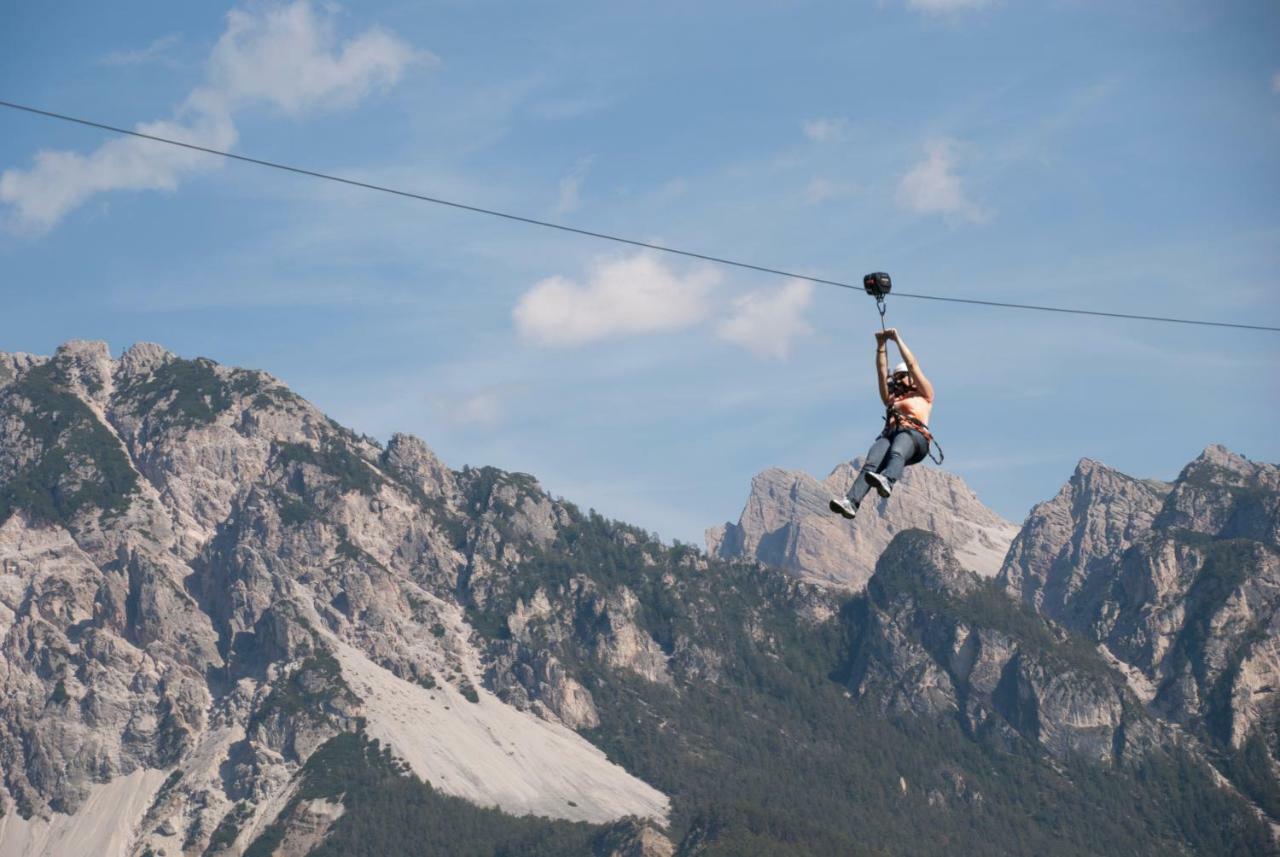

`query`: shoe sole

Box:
[866,473,892,499]
[828,499,856,520]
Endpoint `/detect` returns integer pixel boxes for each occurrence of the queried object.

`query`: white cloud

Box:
[205,3,421,115]
[434,389,509,428]
[1,1,421,232]
[0,112,238,232]
[715,279,814,360]
[527,92,614,121]
[101,33,183,67]
[513,254,720,347]
[895,139,989,223]
[804,177,857,204]
[653,177,688,203]
[803,118,850,143]
[553,156,594,216]
[906,0,993,12]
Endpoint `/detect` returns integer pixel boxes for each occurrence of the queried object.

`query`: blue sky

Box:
[2,0,1278,544]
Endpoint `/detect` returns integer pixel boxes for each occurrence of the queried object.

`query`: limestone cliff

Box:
[1000,446,1280,819]
[706,461,1020,589]
[0,341,669,857]
[849,530,1163,763]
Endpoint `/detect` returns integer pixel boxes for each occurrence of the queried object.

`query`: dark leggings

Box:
[847,429,929,507]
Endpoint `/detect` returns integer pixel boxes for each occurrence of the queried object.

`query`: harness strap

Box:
[884,407,945,465]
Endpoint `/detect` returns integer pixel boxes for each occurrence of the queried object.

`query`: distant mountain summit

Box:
[0,341,1276,856]
[706,461,1020,589]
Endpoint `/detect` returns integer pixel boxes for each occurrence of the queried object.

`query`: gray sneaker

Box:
[864,472,893,499]
[829,496,857,519]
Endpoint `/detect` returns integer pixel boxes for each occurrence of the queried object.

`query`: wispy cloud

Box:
[905,0,994,13]
[804,177,857,204]
[431,386,523,428]
[0,112,238,232]
[553,156,595,216]
[100,33,183,67]
[527,92,615,121]
[895,138,989,223]
[803,117,850,143]
[716,279,814,360]
[1273,72,1280,94]
[653,177,688,203]
[1,1,423,232]
[513,253,720,347]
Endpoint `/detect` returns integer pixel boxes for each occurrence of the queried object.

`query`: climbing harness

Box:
[882,407,944,465]
[863,271,945,466]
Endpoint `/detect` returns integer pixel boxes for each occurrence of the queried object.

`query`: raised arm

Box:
[875,331,891,405]
[888,329,934,402]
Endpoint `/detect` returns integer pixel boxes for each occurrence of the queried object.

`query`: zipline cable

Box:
[2,99,1277,334]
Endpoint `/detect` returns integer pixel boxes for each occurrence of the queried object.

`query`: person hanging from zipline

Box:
[829,326,934,520]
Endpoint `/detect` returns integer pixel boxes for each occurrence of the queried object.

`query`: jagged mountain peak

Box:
[384,431,456,502]
[115,341,181,386]
[0,350,46,395]
[707,459,1020,590]
[1189,443,1261,475]
[998,453,1173,613]
[52,338,110,358]
[999,444,1280,806]
[1069,456,1129,486]
[1159,445,1278,532]
[1073,456,1109,473]
[51,338,112,367]
[47,339,116,406]
[1066,454,1171,493]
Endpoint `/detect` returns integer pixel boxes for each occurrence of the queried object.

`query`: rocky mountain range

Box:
[707,461,1020,588]
[999,446,1280,820]
[0,341,1276,856]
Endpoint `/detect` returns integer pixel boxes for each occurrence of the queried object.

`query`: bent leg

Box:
[905,429,929,467]
[880,431,922,483]
[848,436,890,506]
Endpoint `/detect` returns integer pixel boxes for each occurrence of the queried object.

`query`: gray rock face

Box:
[0,342,669,856]
[383,432,456,504]
[851,531,1159,764]
[999,458,1172,623]
[598,820,676,857]
[1156,444,1280,544]
[707,461,1020,590]
[999,446,1280,795]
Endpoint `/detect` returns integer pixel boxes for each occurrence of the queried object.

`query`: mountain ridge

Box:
[706,459,1021,589]
[1,340,1276,856]
[0,341,671,856]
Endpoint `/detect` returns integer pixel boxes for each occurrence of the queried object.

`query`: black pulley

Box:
[863,271,892,298]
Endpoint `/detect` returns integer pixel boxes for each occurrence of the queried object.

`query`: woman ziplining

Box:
[829,273,939,521]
